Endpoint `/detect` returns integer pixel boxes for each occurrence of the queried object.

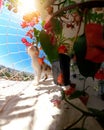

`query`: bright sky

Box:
[0,6,51,73]
[18,0,37,15]
[0,7,33,73]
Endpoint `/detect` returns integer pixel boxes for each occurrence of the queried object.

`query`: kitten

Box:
[27,45,52,85]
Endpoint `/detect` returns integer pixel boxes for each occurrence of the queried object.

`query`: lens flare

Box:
[18,0,36,15]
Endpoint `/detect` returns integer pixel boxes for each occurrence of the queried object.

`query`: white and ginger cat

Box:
[27,45,52,85]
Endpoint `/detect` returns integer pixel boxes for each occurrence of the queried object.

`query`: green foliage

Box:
[73,34,86,59]
[39,30,59,63]
[73,34,101,78]
[34,28,41,43]
[51,18,63,35]
[88,108,104,119]
[86,9,104,24]
[5,72,11,77]
[68,90,84,100]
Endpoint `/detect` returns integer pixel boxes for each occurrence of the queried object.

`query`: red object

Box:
[94,68,104,80]
[85,23,104,63]
[58,45,67,54]
[50,35,57,45]
[64,86,76,95]
[21,21,29,28]
[29,21,36,27]
[21,38,32,46]
[0,0,2,9]
[79,93,89,105]
[26,31,33,39]
[44,20,53,34]
[21,38,27,43]
[57,72,64,85]
[24,42,32,47]
[38,57,44,65]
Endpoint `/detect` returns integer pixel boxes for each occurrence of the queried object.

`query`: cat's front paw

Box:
[32,80,39,86]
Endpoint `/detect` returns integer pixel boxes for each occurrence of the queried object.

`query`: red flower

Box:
[21,38,27,43]
[29,29,34,33]
[0,0,2,9]
[58,45,67,54]
[21,38,32,46]
[21,21,29,28]
[26,31,33,39]
[94,68,104,80]
[24,41,32,47]
[64,87,76,95]
[29,21,36,27]
[57,72,64,85]
[50,35,57,45]
[44,20,53,34]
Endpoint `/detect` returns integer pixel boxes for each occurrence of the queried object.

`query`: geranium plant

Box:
[3,0,104,129]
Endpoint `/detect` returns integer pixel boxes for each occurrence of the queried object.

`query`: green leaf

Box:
[51,18,62,35]
[88,108,104,119]
[68,0,76,5]
[34,28,41,43]
[61,89,65,100]
[73,34,101,78]
[39,30,59,63]
[73,34,86,59]
[68,90,84,100]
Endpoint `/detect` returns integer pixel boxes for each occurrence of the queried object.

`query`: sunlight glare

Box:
[18,0,36,15]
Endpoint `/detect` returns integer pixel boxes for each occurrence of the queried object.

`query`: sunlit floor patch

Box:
[0,78,103,130]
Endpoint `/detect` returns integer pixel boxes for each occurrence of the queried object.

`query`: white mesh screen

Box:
[0,7,34,81]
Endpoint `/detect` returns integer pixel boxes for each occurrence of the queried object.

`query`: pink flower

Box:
[0,0,2,9]
[29,21,36,27]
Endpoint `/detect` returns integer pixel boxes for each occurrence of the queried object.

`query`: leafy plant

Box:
[4,0,104,129]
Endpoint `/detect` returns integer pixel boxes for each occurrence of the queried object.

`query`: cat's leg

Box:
[33,66,41,85]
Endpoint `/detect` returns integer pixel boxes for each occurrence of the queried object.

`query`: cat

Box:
[27,45,52,85]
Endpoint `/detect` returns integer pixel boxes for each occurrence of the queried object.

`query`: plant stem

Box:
[64,95,95,117]
[63,114,85,130]
[51,1,104,18]
[81,116,87,129]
